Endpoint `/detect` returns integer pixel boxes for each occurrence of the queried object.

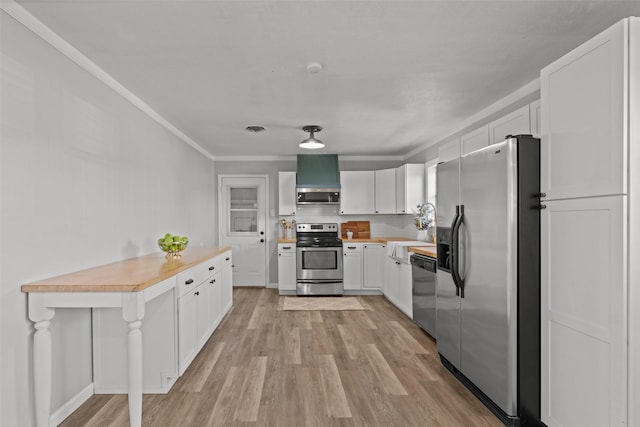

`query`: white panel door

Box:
[461,125,489,155]
[220,176,267,286]
[340,171,375,214]
[541,20,626,199]
[541,196,626,427]
[489,104,530,145]
[374,168,396,214]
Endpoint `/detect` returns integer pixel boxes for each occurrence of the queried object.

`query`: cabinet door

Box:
[395,166,407,214]
[277,245,297,292]
[383,255,395,297]
[489,105,530,145]
[529,99,541,138]
[541,20,626,199]
[340,171,375,214]
[363,244,385,290]
[178,290,198,375]
[278,171,297,215]
[541,196,626,427]
[397,262,413,319]
[221,263,233,315]
[196,283,210,349]
[374,168,396,214]
[208,273,222,330]
[439,138,460,162]
[343,244,363,290]
[461,125,489,155]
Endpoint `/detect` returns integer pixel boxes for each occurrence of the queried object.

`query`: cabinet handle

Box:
[208,266,215,271]
[195,291,199,296]
[210,279,216,284]
[347,246,356,249]
[282,246,292,250]
[537,204,547,210]
[225,257,230,261]
[185,279,194,285]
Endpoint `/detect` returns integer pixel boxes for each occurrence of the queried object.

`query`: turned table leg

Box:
[28,295,55,427]
[122,293,145,427]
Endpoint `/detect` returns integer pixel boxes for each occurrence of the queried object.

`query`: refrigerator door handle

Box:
[450,205,461,296]
[452,204,465,298]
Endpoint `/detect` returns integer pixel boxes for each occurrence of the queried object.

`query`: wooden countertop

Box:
[21,246,231,293]
[278,236,417,244]
[409,246,437,259]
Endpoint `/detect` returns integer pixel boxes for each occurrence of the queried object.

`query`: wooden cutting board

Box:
[340,221,370,239]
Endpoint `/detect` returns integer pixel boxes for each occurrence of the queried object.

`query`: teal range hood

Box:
[296,154,341,189]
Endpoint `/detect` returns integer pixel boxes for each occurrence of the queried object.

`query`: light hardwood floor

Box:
[60,288,501,426]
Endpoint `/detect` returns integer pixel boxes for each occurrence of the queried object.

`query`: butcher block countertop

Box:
[278,236,417,244]
[409,246,437,259]
[21,246,231,293]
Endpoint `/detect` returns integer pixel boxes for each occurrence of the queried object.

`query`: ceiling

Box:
[12,1,640,159]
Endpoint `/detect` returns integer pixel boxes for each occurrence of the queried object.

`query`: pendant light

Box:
[299,125,325,149]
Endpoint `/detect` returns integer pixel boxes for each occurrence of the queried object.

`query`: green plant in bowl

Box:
[158,233,189,259]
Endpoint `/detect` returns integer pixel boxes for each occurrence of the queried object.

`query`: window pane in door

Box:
[230,211,257,232]
[230,188,258,209]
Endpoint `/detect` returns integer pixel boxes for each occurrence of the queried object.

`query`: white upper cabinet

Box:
[439,138,461,163]
[461,125,489,155]
[396,164,424,214]
[529,99,541,138]
[489,104,531,145]
[278,171,296,215]
[374,168,396,214]
[541,20,626,199]
[340,171,375,214]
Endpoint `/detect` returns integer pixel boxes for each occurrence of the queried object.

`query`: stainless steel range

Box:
[296,223,343,295]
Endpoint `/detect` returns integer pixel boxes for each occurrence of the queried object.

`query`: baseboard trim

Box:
[50,383,93,426]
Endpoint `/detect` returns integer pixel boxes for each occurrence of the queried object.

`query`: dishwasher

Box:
[411,253,437,338]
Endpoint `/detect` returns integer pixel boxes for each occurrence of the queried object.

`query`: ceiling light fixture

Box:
[245,125,266,132]
[299,125,325,149]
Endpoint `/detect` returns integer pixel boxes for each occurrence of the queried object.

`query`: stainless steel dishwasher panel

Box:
[411,254,437,338]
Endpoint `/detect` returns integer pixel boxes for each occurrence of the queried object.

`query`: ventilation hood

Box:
[296,154,341,204]
[296,154,341,189]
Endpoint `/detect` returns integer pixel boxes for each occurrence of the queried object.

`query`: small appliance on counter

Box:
[295,223,343,295]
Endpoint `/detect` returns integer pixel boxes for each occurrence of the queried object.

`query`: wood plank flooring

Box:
[60,288,501,427]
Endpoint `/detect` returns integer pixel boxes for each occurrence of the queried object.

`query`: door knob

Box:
[260,231,264,235]
[260,239,265,243]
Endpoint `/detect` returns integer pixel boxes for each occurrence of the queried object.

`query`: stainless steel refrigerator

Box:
[435,135,542,426]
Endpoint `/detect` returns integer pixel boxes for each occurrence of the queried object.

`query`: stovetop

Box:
[295,223,342,247]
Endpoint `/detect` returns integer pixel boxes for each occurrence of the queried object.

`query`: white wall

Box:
[0,11,216,426]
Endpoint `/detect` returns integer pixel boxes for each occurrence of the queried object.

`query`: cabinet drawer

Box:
[278,244,296,253]
[343,243,363,253]
[177,261,213,297]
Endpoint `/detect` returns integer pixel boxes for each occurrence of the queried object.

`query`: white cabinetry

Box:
[439,138,460,162]
[540,18,638,427]
[363,243,385,290]
[340,171,375,214]
[277,243,296,294]
[383,256,413,318]
[374,168,396,214]
[343,243,364,290]
[278,171,297,215]
[461,125,489,155]
[395,164,424,214]
[529,100,541,137]
[489,104,531,145]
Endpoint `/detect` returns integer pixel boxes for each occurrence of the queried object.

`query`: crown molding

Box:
[1,0,216,162]
[402,78,541,161]
[212,154,403,162]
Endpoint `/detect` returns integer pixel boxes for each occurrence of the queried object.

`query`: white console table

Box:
[21,247,230,427]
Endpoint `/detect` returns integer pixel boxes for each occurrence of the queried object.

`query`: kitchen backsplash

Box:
[278,205,420,239]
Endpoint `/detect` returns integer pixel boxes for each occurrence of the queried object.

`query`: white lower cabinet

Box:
[92,249,233,393]
[343,243,364,290]
[277,243,297,293]
[363,243,385,290]
[541,196,626,427]
[383,256,412,318]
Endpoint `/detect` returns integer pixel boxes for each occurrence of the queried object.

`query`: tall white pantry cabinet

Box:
[540,17,639,427]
